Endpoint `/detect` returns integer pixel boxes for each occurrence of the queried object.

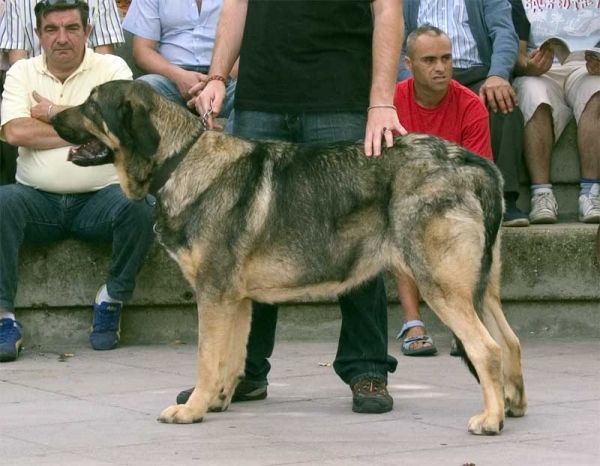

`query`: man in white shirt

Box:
[0,0,154,362]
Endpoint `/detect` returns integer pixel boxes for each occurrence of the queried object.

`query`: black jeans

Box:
[232,110,398,385]
[453,66,524,198]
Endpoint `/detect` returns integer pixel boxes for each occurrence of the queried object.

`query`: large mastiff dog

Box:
[52,80,527,434]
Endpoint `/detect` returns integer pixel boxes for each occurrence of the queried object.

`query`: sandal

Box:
[397,320,437,356]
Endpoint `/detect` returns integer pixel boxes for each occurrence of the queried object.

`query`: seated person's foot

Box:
[529,192,558,224]
[0,318,23,362]
[396,320,437,356]
[90,288,123,351]
[176,379,268,405]
[450,338,461,357]
[579,186,600,223]
[503,205,530,227]
[350,374,393,414]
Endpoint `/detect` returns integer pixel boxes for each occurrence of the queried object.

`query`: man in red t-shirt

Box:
[393,25,492,357]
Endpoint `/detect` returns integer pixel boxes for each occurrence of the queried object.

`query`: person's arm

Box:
[513,40,554,77]
[1,0,30,65]
[3,117,71,149]
[132,35,205,100]
[478,0,519,114]
[88,0,125,52]
[365,0,407,157]
[196,0,248,126]
[8,49,27,66]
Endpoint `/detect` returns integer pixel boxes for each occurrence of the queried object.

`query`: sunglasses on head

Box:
[38,0,85,6]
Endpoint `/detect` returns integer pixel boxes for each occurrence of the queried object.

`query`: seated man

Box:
[512,0,600,224]
[0,0,125,64]
[0,0,154,362]
[122,0,236,118]
[393,26,493,356]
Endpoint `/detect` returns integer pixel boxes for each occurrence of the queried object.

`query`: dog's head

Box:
[52,80,162,200]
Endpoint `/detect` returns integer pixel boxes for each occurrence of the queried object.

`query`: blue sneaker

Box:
[0,318,23,362]
[503,205,530,227]
[90,292,123,351]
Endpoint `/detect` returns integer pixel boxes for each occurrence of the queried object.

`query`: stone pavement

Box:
[1,337,599,466]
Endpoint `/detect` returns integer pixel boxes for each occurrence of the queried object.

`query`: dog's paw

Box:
[158,404,204,424]
[505,377,528,418]
[468,413,504,435]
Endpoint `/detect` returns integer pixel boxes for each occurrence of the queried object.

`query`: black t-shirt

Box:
[235,0,374,113]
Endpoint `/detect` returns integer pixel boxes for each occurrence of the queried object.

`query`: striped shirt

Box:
[417,0,483,69]
[0,0,124,57]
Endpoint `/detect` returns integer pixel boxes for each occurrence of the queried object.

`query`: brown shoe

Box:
[351,375,393,414]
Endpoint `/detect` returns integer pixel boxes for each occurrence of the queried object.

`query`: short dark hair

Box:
[34,0,90,30]
[406,25,449,57]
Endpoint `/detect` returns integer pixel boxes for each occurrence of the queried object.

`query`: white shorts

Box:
[513,60,600,141]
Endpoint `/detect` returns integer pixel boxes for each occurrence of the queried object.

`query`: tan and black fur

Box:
[52,80,527,435]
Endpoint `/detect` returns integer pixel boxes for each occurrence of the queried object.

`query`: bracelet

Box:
[206,75,227,85]
[47,104,55,118]
[367,104,397,112]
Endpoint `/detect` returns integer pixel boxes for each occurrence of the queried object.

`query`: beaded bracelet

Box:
[206,75,227,85]
[367,104,397,112]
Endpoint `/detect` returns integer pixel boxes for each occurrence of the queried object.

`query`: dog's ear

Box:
[121,100,161,158]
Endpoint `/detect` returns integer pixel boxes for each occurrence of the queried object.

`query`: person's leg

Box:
[136,74,188,107]
[301,112,397,412]
[394,271,437,356]
[513,73,573,223]
[70,184,154,349]
[566,64,600,223]
[461,76,528,226]
[0,185,67,361]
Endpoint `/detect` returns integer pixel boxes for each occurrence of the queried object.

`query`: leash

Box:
[201,103,213,131]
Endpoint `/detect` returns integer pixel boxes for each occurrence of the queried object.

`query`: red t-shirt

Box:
[393,78,493,161]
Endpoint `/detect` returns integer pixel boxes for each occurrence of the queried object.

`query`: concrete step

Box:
[13,223,600,350]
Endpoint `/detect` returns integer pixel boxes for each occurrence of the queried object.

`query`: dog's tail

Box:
[456,153,504,382]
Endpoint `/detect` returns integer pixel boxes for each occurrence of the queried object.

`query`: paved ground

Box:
[1,337,599,466]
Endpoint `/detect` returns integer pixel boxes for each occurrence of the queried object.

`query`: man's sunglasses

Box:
[38,0,85,5]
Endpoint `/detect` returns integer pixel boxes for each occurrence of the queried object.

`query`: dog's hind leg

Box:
[413,217,505,435]
[208,299,252,412]
[481,244,528,418]
[158,301,239,424]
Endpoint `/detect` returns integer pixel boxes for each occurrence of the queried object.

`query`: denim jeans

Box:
[137,66,237,120]
[233,110,398,385]
[0,184,155,311]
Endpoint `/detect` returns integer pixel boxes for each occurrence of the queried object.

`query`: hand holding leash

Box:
[196,78,227,130]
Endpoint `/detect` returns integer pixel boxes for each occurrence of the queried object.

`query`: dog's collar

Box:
[148,129,203,197]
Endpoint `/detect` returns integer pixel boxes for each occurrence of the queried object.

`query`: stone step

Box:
[14,223,600,349]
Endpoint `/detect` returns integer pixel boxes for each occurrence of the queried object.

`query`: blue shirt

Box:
[122,0,222,68]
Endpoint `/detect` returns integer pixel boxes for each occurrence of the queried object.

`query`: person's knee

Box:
[582,91,600,117]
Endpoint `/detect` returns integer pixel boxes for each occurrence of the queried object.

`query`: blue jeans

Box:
[0,184,155,311]
[137,66,237,120]
[233,110,398,385]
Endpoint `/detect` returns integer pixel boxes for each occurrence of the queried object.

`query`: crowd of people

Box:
[0,0,598,415]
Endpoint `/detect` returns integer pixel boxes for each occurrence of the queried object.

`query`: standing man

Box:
[177,0,405,414]
[0,0,154,362]
[511,0,600,224]
[399,0,527,227]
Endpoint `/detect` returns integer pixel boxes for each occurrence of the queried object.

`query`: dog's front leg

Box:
[158,301,237,424]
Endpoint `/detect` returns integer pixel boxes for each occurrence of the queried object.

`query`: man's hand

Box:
[479,76,519,114]
[30,91,55,124]
[173,68,207,101]
[585,52,600,76]
[364,107,407,157]
[526,46,554,76]
[194,79,227,130]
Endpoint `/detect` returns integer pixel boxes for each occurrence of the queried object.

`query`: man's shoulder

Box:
[85,50,132,77]
[449,80,482,104]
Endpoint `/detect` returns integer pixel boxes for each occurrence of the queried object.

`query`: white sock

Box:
[531,184,553,198]
[0,309,16,320]
[96,285,122,304]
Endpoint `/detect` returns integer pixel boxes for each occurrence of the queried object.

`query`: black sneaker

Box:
[503,205,530,227]
[176,379,268,405]
[350,374,393,414]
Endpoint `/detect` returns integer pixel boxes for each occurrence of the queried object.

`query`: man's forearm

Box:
[133,40,185,81]
[94,44,115,55]
[4,118,70,150]
[208,0,248,77]
[8,50,28,66]
[370,0,404,105]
